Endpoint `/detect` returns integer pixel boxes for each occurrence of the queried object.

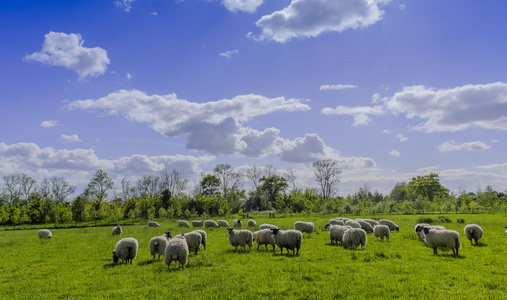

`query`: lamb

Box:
[233,219,242,228]
[355,219,374,232]
[259,223,278,230]
[217,220,230,227]
[112,225,122,236]
[148,221,160,227]
[178,220,190,227]
[464,224,483,245]
[149,232,172,261]
[344,219,362,229]
[329,219,344,226]
[294,221,314,238]
[270,228,303,256]
[422,227,461,256]
[247,219,257,227]
[165,234,189,270]
[184,231,202,255]
[378,219,399,231]
[373,225,390,242]
[363,219,379,227]
[113,237,139,264]
[192,229,207,250]
[192,220,204,227]
[38,229,52,239]
[253,229,276,251]
[342,228,367,249]
[204,220,219,229]
[328,225,351,245]
[227,228,253,252]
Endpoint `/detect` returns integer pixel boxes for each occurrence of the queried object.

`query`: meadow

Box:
[0,213,506,299]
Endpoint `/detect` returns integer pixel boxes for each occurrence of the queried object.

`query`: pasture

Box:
[1,213,506,299]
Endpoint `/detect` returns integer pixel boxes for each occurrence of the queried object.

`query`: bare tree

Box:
[120,178,135,200]
[135,175,160,198]
[313,159,342,199]
[214,163,242,197]
[40,176,76,203]
[159,169,189,196]
[264,164,277,177]
[246,165,263,189]
[83,169,114,207]
[1,173,37,206]
[285,168,297,191]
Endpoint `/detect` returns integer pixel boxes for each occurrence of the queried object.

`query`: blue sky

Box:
[1,0,507,197]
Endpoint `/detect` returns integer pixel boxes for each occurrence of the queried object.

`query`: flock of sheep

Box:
[36,216,486,271]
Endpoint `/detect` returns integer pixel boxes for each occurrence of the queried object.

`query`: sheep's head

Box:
[324,224,330,229]
[227,227,234,234]
[422,227,430,234]
[270,228,280,235]
[165,232,172,238]
[395,226,400,231]
[113,251,119,264]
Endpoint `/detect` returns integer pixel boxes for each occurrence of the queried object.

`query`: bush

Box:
[457,218,465,223]
[417,217,434,224]
[437,216,452,223]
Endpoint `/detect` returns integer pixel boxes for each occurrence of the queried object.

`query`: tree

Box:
[246,165,263,190]
[199,174,221,197]
[405,173,449,202]
[83,169,114,209]
[1,173,37,206]
[214,163,242,198]
[285,169,297,192]
[159,169,189,196]
[40,176,76,203]
[389,182,408,202]
[258,175,288,207]
[135,175,159,198]
[313,159,342,199]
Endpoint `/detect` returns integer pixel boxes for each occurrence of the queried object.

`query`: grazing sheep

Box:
[165,234,189,270]
[356,219,374,232]
[192,229,207,250]
[247,219,257,228]
[344,219,362,229]
[233,219,242,229]
[415,224,445,240]
[378,219,399,231]
[113,237,139,264]
[328,225,351,245]
[204,220,219,229]
[329,219,344,226]
[217,220,230,227]
[373,225,390,242]
[184,231,202,255]
[178,220,190,227]
[227,228,253,252]
[464,224,483,245]
[149,232,172,261]
[112,225,122,236]
[38,229,52,239]
[342,228,367,250]
[270,228,303,256]
[192,220,204,227]
[259,223,278,230]
[422,227,461,256]
[294,221,314,238]
[148,221,160,228]
[363,219,379,227]
[253,229,276,251]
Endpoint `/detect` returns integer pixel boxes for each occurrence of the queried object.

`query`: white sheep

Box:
[227,228,253,252]
[113,237,139,264]
[294,221,314,238]
[217,220,230,227]
[344,219,362,229]
[363,219,379,227]
[464,224,483,245]
[355,219,374,232]
[328,225,351,245]
[329,219,344,226]
[192,220,204,227]
[378,219,399,231]
[422,227,461,256]
[415,224,445,240]
[342,228,367,249]
[112,225,122,236]
[259,223,278,230]
[184,231,202,255]
[233,219,242,228]
[148,221,160,228]
[204,220,219,229]
[192,229,207,250]
[247,219,257,228]
[38,229,52,239]
[165,234,189,270]
[253,229,276,251]
[373,225,390,242]
[270,228,303,256]
[148,232,172,261]
[178,220,190,227]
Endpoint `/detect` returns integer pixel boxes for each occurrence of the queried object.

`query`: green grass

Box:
[1,214,506,299]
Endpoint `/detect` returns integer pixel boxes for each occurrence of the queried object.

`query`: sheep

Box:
[373,225,390,242]
[192,220,204,227]
[415,224,445,240]
[328,225,351,245]
[329,219,344,226]
[227,228,253,252]
[217,220,230,227]
[112,225,122,236]
[148,221,160,228]
[178,220,190,227]
[344,219,362,229]
[165,234,189,270]
[356,219,374,232]
[464,224,483,245]
[422,227,461,256]
[253,229,276,251]
[270,228,303,256]
[342,228,367,250]
[149,232,172,261]
[363,219,379,227]
[38,229,52,239]
[378,219,399,231]
[204,220,219,229]
[233,219,242,228]
[184,231,202,255]
[247,219,257,228]
[294,221,314,238]
[192,229,207,250]
[259,223,278,230]
[113,237,139,264]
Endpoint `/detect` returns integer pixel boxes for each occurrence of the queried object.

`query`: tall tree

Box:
[285,168,297,191]
[1,173,37,206]
[159,169,189,196]
[313,159,342,199]
[246,165,263,189]
[83,169,114,208]
[40,176,76,203]
[258,175,288,206]
[214,163,242,197]
[199,174,221,197]
[405,172,448,202]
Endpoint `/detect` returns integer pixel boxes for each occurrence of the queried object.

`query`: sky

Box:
[1,0,507,197]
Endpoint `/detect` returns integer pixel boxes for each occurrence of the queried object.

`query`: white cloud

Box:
[253,0,391,43]
[389,149,400,157]
[399,4,406,10]
[320,84,357,91]
[24,32,110,79]
[61,134,82,143]
[41,120,59,127]
[126,72,132,80]
[322,105,384,126]
[438,140,490,153]
[115,0,136,12]
[221,0,263,13]
[396,134,408,142]
[219,49,239,58]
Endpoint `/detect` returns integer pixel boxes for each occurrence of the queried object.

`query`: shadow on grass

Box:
[223,248,253,254]
[138,260,156,266]
[471,242,488,247]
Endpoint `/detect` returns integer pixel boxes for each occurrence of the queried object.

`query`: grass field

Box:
[1,213,506,299]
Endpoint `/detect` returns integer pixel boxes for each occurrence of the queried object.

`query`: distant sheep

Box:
[294,221,314,238]
[373,225,390,242]
[328,225,351,245]
[378,219,399,231]
[329,219,344,226]
[204,220,219,229]
[113,237,139,264]
[178,220,190,227]
[227,228,253,252]
[464,224,483,245]
[259,224,278,230]
[247,219,257,228]
[165,234,189,270]
[271,228,303,256]
[112,225,122,236]
[253,229,275,251]
[192,220,204,227]
[38,229,52,239]
[184,231,202,255]
[233,219,242,229]
[363,219,379,227]
[422,227,461,256]
[217,220,230,227]
[355,219,374,232]
[192,229,207,250]
[148,221,160,227]
[342,228,367,250]
[149,232,172,261]
[344,219,361,229]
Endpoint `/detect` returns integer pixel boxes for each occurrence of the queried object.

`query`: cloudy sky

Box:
[1,0,507,197]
